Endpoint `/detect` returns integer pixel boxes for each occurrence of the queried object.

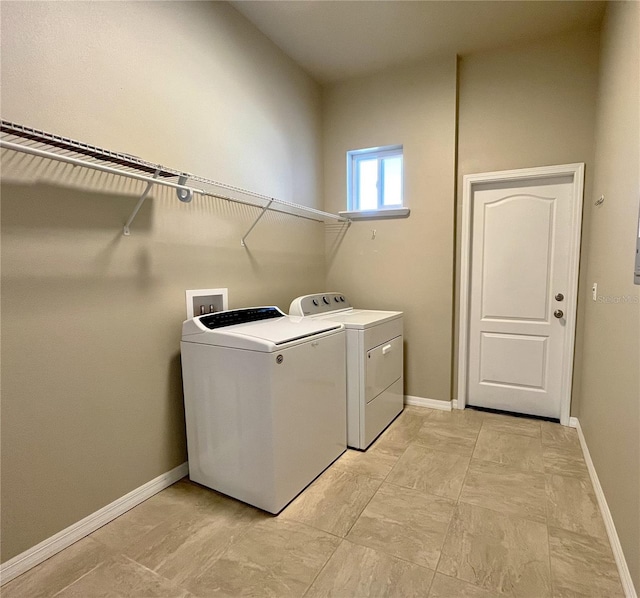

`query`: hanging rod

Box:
[0,120,350,237]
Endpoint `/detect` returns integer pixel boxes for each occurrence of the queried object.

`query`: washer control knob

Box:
[334,296,340,302]
[312,299,318,306]
[322,296,330,305]
[340,296,345,302]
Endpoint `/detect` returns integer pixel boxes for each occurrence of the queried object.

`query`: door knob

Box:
[555,293,564,301]
[554,309,564,319]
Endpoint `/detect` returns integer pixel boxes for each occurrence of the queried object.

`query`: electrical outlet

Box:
[592,283,597,301]
[185,288,228,319]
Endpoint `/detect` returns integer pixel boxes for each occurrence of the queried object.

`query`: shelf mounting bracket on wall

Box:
[123,167,161,236]
[176,174,193,203]
[241,199,274,247]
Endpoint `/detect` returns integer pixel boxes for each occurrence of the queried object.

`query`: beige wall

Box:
[0,1,324,562]
[578,1,640,588]
[323,58,458,402]
[3,1,638,586]
[456,30,601,414]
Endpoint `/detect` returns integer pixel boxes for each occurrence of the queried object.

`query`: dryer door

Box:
[366,335,403,403]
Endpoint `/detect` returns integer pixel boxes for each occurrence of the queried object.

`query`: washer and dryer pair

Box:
[180,294,403,514]
[289,292,404,451]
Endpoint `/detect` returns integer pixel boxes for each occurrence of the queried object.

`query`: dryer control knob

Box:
[322,296,330,305]
[312,299,319,306]
[340,296,345,302]
[334,297,340,302]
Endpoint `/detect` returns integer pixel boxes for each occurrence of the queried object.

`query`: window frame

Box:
[347,145,404,212]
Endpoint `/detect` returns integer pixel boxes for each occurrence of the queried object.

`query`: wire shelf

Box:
[0,120,349,241]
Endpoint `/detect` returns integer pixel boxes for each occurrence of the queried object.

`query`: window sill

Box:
[339,208,410,220]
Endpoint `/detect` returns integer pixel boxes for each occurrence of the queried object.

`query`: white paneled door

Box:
[460,165,584,423]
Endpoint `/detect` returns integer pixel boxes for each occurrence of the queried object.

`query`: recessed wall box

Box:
[185,288,228,319]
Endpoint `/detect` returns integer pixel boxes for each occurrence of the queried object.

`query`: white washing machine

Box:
[180,306,346,514]
[289,293,403,450]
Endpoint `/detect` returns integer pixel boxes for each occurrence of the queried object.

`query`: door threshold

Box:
[466,405,560,424]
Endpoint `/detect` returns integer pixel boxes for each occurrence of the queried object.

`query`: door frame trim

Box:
[457,163,585,425]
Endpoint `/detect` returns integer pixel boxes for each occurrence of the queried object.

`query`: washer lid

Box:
[225,317,342,345]
[182,308,343,351]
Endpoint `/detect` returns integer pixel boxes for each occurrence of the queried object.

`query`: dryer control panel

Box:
[289,292,352,316]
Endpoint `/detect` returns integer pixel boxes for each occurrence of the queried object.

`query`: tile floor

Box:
[2,406,625,597]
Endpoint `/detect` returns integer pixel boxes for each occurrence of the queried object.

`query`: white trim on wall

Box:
[404,395,452,411]
[457,163,585,426]
[571,418,637,598]
[0,462,189,586]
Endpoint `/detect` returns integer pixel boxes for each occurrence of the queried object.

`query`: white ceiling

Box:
[229,0,606,84]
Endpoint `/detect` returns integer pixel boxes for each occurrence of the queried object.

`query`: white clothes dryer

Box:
[289,293,403,450]
[181,306,346,513]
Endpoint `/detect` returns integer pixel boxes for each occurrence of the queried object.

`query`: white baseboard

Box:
[0,462,189,586]
[572,419,637,598]
[404,395,452,411]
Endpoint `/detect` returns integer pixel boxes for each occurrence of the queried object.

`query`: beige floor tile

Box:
[549,526,624,598]
[374,409,428,449]
[480,414,542,438]
[90,483,193,550]
[367,430,410,459]
[185,518,340,598]
[402,408,438,423]
[346,483,455,569]
[92,479,263,552]
[473,428,544,473]
[541,421,581,450]
[428,573,500,598]
[151,515,262,586]
[305,540,435,598]
[106,486,267,584]
[365,433,409,459]
[4,411,623,598]
[545,474,607,539]
[147,478,234,511]
[414,421,479,456]
[438,502,551,597]
[542,445,590,480]
[54,554,193,598]
[421,407,485,431]
[279,468,381,536]
[331,445,399,480]
[90,503,162,551]
[1,537,112,598]
[386,444,470,499]
[459,459,547,523]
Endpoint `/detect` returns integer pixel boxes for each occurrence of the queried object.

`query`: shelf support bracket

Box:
[123,168,160,236]
[176,174,193,202]
[241,199,274,247]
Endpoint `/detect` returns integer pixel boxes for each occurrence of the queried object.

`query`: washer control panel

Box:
[199,306,285,329]
[290,292,351,316]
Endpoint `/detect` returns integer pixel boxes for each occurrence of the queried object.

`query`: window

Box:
[345,145,408,218]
